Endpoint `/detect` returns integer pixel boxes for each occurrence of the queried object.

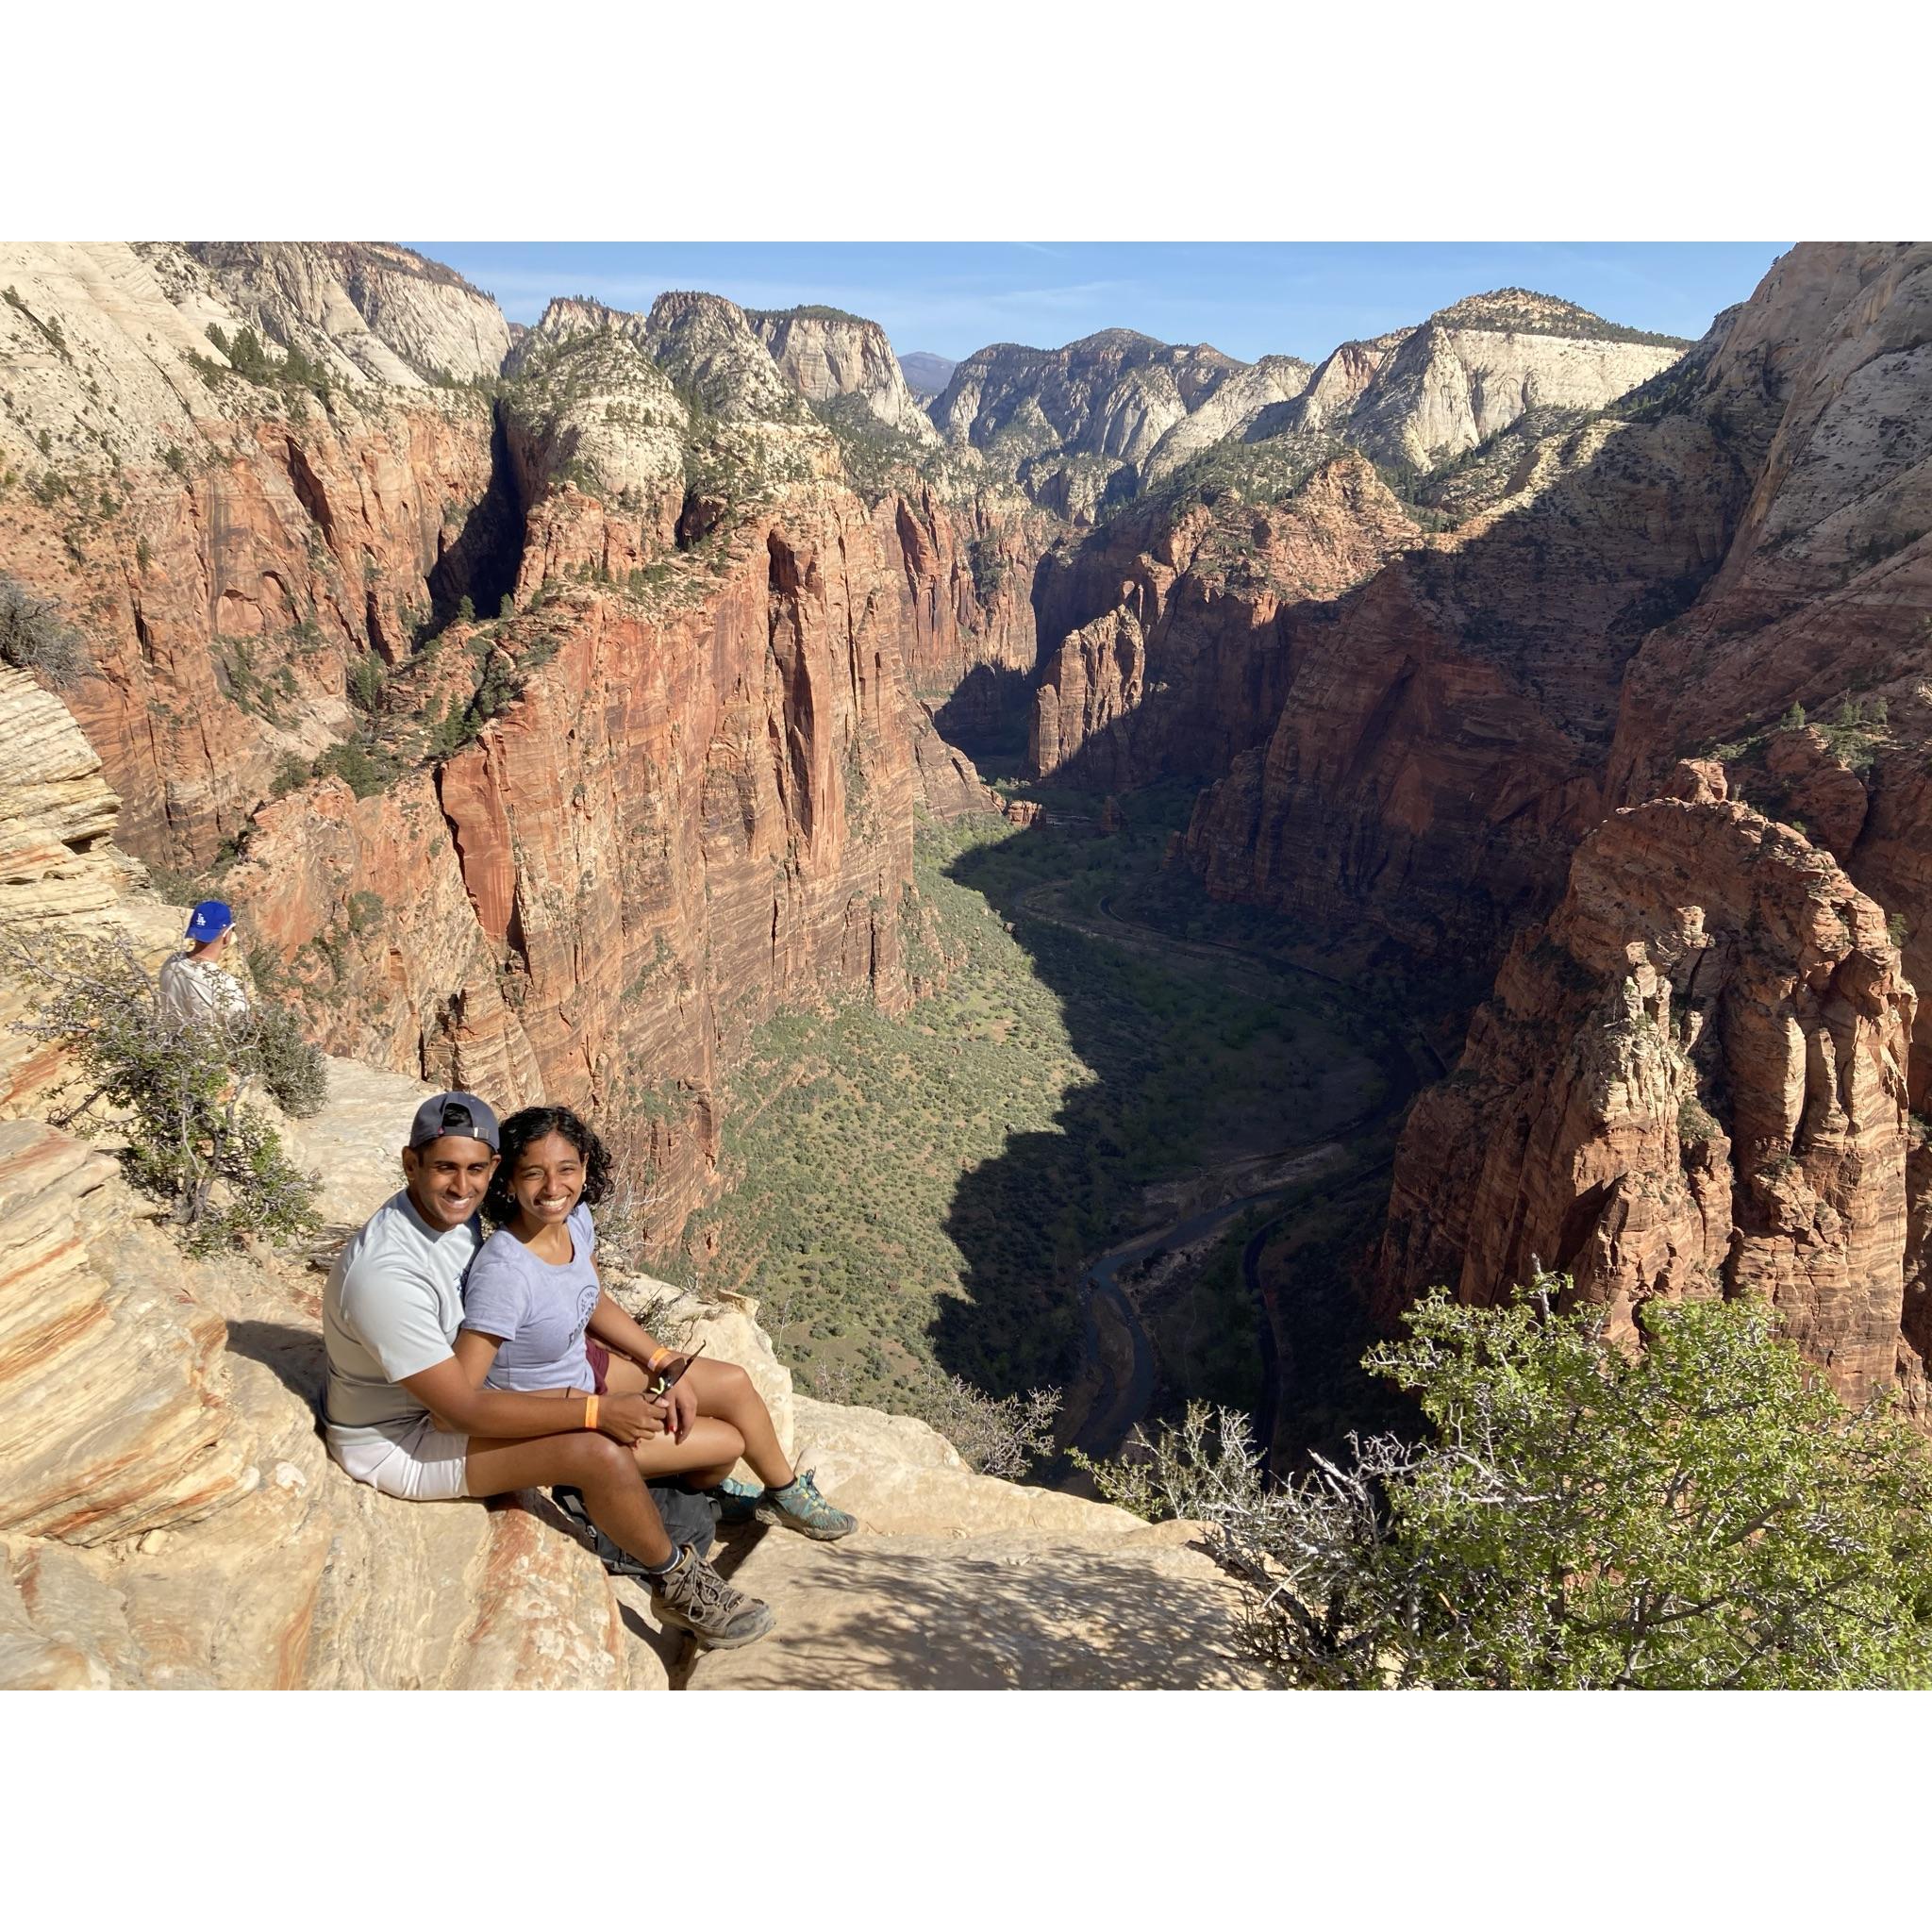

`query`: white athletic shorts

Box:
[326,1415,472,1501]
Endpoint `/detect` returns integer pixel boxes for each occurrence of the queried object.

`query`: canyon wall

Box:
[1357,245,1932,1393]
[2,255,1028,1244]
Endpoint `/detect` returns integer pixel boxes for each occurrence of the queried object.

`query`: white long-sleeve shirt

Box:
[157,951,250,1032]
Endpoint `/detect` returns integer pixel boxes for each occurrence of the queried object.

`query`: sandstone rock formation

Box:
[176,242,513,387]
[3,257,1017,1242]
[1379,790,1915,1407]
[930,328,1308,522]
[0,1035,1255,1689]
[1027,453,1425,788]
[1356,248,1931,1404]
[1311,291,1687,472]
[749,306,937,440]
[1,241,502,867]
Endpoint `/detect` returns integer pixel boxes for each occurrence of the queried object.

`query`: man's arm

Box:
[401,1355,666,1444]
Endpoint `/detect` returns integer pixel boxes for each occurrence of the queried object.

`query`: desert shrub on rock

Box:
[1081,1275,1932,1690]
[909,1370,1061,1478]
[0,575,90,686]
[4,930,322,1251]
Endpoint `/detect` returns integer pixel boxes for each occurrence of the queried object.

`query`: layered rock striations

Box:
[1027,454,1424,789]
[1,242,503,869]
[1281,291,1687,473]
[1360,247,1932,1396]
[175,242,513,388]
[0,1045,1255,1690]
[1181,403,1740,956]
[930,328,1311,523]
[1379,776,1915,1408]
[748,306,937,440]
[3,260,1024,1241]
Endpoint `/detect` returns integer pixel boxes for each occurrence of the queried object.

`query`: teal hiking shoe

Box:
[708,1476,764,1525]
[755,1468,857,1541]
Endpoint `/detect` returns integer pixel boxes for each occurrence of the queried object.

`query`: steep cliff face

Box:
[1027,454,1423,788]
[1183,404,1740,955]
[749,307,936,440]
[1380,773,1915,1408]
[1363,247,1932,1399]
[225,487,935,1237]
[0,242,503,869]
[176,242,512,386]
[930,328,1304,522]
[3,257,1020,1241]
[1286,291,1688,473]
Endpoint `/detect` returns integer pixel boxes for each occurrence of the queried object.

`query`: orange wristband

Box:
[645,1347,672,1373]
[584,1394,600,1432]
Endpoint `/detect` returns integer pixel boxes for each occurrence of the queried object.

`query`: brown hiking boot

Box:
[649,1543,776,1649]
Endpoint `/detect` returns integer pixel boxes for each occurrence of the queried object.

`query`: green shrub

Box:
[312,738,403,799]
[241,998,329,1118]
[346,655,388,715]
[3,930,322,1250]
[0,575,90,685]
[1080,1277,1932,1689]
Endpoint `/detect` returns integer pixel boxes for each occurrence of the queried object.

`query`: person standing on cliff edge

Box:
[321,1090,775,1650]
[157,900,251,1032]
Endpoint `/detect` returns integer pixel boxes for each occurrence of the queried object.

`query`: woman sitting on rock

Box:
[453,1104,856,1542]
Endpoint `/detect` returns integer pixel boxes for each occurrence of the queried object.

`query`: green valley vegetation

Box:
[684,791,1396,1421]
[1079,1277,1932,1690]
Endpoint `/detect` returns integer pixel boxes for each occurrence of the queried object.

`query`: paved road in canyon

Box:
[1012,879,1434,1462]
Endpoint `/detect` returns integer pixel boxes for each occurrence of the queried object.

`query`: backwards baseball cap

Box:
[186,900,234,942]
[407,1091,501,1153]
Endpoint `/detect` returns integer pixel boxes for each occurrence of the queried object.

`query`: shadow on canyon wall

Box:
[914,391,1771,1457]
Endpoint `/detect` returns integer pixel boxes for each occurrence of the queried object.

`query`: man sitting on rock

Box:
[321,1090,774,1650]
[157,899,251,1032]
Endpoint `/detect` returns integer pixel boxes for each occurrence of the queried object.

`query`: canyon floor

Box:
[688,767,1429,1465]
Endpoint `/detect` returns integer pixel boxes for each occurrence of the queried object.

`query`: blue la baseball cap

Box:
[187,900,234,942]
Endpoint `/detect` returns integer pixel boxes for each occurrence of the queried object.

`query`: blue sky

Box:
[411,242,1789,365]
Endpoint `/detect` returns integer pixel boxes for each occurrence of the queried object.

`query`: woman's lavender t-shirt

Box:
[459,1205,601,1392]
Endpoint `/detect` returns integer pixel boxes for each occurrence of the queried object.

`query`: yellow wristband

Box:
[585,1394,600,1432]
[645,1347,672,1374]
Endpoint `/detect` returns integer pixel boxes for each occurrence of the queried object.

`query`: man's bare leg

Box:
[465,1431,673,1568]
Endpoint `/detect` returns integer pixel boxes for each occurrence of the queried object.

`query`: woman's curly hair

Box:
[484,1106,612,1225]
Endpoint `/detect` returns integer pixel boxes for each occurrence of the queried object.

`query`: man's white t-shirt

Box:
[323,1191,482,1442]
[158,951,250,1031]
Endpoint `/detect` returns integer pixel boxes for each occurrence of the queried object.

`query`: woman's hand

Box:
[596,1391,671,1444]
[664,1367,699,1442]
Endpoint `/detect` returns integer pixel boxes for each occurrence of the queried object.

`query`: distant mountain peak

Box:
[1427,288,1692,348]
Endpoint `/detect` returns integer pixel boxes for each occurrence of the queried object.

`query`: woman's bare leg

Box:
[681,1358,793,1489]
[629,1414,746,1490]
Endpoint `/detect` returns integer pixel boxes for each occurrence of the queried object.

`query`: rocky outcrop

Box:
[1182,402,1741,958]
[749,307,937,440]
[0,1053,1255,1690]
[1,242,503,869]
[1379,786,1915,1408]
[176,242,512,387]
[1285,291,1687,472]
[931,328,1287,521]
[689,1398,1266,1690]
[1028,454,1425,789]
[2,260,1003,1241]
